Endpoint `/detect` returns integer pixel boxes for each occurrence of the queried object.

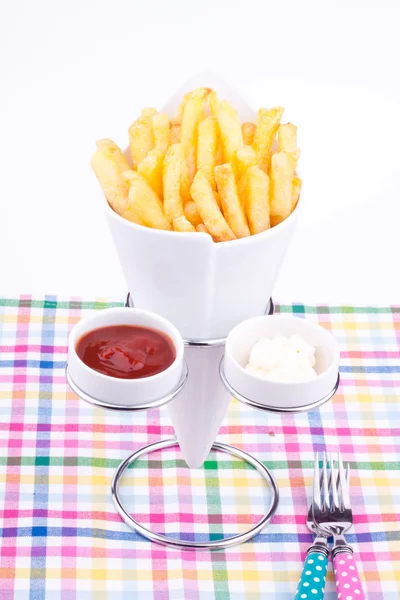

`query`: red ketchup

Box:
[76,325,175,379]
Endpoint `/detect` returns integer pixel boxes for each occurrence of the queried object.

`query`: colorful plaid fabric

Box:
[0,296,399,600]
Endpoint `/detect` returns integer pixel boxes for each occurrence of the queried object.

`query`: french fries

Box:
[191,170,236,242]
[211,96,243,164]
[253,107,284,173]
[128,115,154,169]
[197,117,218,189]
[239,166,270,234]
[163,144,184,222]
[173,215,196,232]
[184,200,203,227]
[92,87,301,241]
[235,145,258,181]
[141,107,158,118]
[173,91,191,124]
[269,150,296,226]
[90,139,130,215]
[242,122,256,145]
[152,113,170,153]
[215,138,224,166]
[170,121,181,143]
[213,190,221,210]
[292,175,302,211]
[278,123,300,170]
[215,164,250,238]
[278,123,297,152]
[137,149,164,200]
[181,88,209,157]
[123,171,171,230]
[180,149,192,204]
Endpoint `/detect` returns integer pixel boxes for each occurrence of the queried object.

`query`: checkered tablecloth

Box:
[0,296,399,600]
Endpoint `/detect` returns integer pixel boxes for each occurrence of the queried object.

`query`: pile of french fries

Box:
[91,88,301,242]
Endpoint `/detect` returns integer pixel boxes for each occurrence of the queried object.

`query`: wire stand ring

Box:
[65,362,188,412]
[111,438,279,551]
[219,359,340,414]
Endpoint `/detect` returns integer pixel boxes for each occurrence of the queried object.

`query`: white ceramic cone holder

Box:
[105,73,302,469]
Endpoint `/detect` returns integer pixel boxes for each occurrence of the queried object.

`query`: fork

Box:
[294,479,329,598]
[313,452,366,599]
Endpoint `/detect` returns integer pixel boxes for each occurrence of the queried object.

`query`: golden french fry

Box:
[170,120,181,143]
[137,149,164,201]
[239,166,270,234]
[184,200,203,227]
[187,146,197,184]
[278,123,300,170]
[180,149,192,204]
[163,144,184,222]
[196,224,208,234]
[278,123,297,151]
[90,139,130,215]
[141,107,158,117]
[215,164,250,238]
[253,107,284,173]
[235,145,258,181]
[118,171,146,225]
[213,190,221,210]
[215,138,224,166]
[291,175,302,211]
[286,149,300,172]
[173,215,196,232]
[242,122,256,145]
[181,88,209,156]
[123,171,171,229]
[128,116,154,169]
[197,117,218,189]
[269,150,295,226]
[173,91,191,123]
[190,169,236,242]
[208,89,219,115]
[152,113,170,153]
[211,97,243,163]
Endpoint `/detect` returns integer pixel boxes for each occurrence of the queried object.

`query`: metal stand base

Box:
[111,438,279,551]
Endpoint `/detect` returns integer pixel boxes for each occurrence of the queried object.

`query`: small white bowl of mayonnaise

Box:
[223,315,340,410]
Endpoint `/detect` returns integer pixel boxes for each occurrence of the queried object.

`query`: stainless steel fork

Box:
[294,474,329,599]
[313,452,365,599]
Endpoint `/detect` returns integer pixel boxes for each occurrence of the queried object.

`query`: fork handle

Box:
[333,550,365,599]
[295,548,328,600]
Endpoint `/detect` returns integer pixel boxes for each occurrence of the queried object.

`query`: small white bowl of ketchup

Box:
[67,308,185,407]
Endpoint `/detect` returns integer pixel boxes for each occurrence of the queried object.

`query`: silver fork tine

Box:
[322,452,330,511]
[313,452,321,510]
[330,452,340,510]
[338,453,351,510]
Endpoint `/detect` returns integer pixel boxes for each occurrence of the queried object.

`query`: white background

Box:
[1,0,399,303]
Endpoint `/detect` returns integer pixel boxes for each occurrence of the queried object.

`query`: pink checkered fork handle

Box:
[312,453,366,600]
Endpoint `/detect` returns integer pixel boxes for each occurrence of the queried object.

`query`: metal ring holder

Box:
[111,438,279,550]
[219,360,341,414]
[66,294,338,550]
[65,363,189,412]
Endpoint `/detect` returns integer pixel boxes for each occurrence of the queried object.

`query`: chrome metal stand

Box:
[65,294,339,550]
